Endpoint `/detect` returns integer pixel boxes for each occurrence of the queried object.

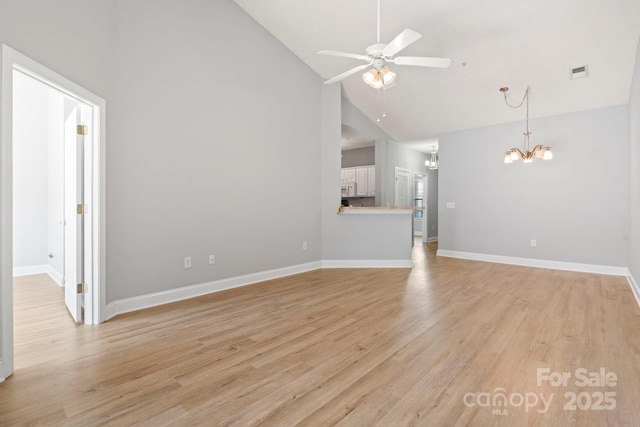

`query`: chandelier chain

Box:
[503,86,530,151]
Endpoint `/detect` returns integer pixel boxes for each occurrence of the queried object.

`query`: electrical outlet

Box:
[209,254,215,265]
[302,241,308,251]
[446,202,455,209]
[530,239,537,247]
[184,256,192,268]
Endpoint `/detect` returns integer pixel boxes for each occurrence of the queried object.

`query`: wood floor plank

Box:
[2,242,640,426]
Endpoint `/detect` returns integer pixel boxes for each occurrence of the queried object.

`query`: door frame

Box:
[1,45,107,381]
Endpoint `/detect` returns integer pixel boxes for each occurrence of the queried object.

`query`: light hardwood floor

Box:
[2,242,640,426]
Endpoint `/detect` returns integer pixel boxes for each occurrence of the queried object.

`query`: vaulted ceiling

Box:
[234,0,640,149]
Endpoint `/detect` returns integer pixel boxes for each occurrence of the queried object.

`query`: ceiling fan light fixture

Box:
[381,66,396,85]
[363,68,378,85]
[362,68,389,89]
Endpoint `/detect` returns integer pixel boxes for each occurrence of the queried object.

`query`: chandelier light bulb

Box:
[543,148,553,160]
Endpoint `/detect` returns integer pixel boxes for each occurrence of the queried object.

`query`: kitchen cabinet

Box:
[341,165,375,196]
[367,166,375,196]
[355,167,369,196]
[342,168,356,183]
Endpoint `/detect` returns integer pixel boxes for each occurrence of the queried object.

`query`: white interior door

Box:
[422,175,428,244]
[63,103,84,324]
[394,167,411,207]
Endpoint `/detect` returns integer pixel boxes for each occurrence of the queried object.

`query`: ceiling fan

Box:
[318,0,451,87]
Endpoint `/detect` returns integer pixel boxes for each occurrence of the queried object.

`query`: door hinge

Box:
[77,125,88,135]
[77,204,85,214]
[77,283,84,294]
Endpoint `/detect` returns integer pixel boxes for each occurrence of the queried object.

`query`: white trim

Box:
[1,44,16,382]
[47,266,63,286]
[437,249,628,276]
[322,259,413,268]
[627,272,640,308]
[427,236,438,243]
[11,265,63,286]
[13,264,48,277]
[104,261,323,321]
[341,208,414,215]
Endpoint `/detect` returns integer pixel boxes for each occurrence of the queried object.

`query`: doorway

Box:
[13,70,91,324]
[1,45,106,382]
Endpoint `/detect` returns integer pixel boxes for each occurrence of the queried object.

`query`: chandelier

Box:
[425,146,438,170]
[500,86,552,163]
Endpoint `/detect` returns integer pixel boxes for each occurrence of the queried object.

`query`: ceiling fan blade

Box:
[382,29,422,58]
[392,56,452,68]
[318,50,370,61]
[323,63,373,85]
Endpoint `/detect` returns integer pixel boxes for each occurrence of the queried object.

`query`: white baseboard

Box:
[627,272,640,308]
[13,264,48,277]
[104,261,323,321]
[427,236,438,243]
[322,260,413,268]
[47,266,63,286]
[436,250,628,277]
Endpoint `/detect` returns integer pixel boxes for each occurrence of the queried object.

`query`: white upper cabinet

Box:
[355,167,368,196]
[342,168,356,183]
[341,165,375,197]
[367,166,375,196]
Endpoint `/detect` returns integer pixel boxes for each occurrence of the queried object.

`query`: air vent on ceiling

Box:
[570,65,588,79]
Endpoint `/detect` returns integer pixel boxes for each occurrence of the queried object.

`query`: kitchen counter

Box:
[337,206,423,215]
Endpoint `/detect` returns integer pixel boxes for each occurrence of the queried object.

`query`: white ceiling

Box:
[234,0,640,149]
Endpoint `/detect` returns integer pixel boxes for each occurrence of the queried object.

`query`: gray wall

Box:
[341,97,393,141]
[2,0,324,303]
[322,86,413,261]
[108,1,323,301]
[1,0,414,309]
[439,105,629,267]
[630,36,640,281]
[341,146,374,168]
